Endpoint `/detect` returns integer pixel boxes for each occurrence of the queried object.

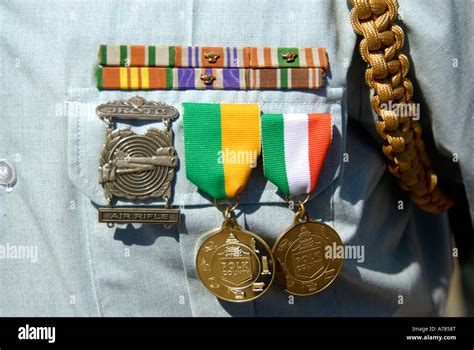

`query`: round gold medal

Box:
[196,222,275,302]
[272,219,343,296]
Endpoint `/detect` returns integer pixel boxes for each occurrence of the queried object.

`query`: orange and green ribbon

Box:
[182,103,261,200]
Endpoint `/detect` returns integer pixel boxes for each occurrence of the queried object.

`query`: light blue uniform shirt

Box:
[0,0,472,316]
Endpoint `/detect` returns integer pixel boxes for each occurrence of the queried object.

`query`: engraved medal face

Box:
[196,225,275,302]
[99,127,177,200]
[272,220,343,296]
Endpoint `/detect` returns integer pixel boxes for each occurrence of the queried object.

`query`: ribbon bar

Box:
[98,45,327,69]
[96,67,325,91]
[249,47,328,69]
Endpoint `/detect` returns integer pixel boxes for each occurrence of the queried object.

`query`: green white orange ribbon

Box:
[182,103,261,200]
[261,113,332,196]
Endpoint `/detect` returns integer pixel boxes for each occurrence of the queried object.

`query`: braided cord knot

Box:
[349,0,453,213]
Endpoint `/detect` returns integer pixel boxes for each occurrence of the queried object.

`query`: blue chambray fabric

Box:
[0,0,471,316]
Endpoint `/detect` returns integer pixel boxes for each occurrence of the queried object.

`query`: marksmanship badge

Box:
[96,96,180,227]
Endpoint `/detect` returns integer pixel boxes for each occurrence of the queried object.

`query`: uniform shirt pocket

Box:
[66,87,345,207]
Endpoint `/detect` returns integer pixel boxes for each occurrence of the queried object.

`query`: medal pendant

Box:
[272,211,343,296]
[196,219,275,302]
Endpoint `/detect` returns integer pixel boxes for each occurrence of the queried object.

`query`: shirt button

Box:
[0,159,16,189]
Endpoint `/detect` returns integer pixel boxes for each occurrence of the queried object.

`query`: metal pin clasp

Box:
[200,73,216,85]
[215,195,240,228]
[282,52,298,63]
[204,51,220,63]
[285,194,310,223]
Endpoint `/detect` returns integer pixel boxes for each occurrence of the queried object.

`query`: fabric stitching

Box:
[76,112,103,194]
[81,195,105,317]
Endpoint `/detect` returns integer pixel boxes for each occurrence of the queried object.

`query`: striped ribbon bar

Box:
[98,45,327,69]
[249,47,328,69]
[261,113,332,196]
[174,46,250,68]
[99,45,250,68]
[97,67,323,90]
[177,68,247,89]
[99,45,175,67]
[96,67,247,90]
[248,68,324,90]
[97,66,171,90]
[182,103,261,200]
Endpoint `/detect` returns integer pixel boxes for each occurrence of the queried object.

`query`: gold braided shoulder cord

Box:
[348,0,453,214]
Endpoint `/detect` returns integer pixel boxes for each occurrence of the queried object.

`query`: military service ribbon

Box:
[248,68,324,90]
[98,45,327,69]
[99,45,250,68]
[97,45,328,91]
[261,113,332,196]
[261,112,344,297]
[99,45,176,67]
[97,67,247,90]
[182,103,275,303]
[249,47,328,69]
[97,67,324,91]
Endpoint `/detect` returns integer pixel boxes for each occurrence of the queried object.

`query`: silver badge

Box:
[96,96,180,227]
[96,95,179,121]
[99,127,177,200]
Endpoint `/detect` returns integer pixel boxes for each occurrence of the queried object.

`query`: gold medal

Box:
[272,199,343,296]
[183,103,274,302]
[196,202,275,302]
